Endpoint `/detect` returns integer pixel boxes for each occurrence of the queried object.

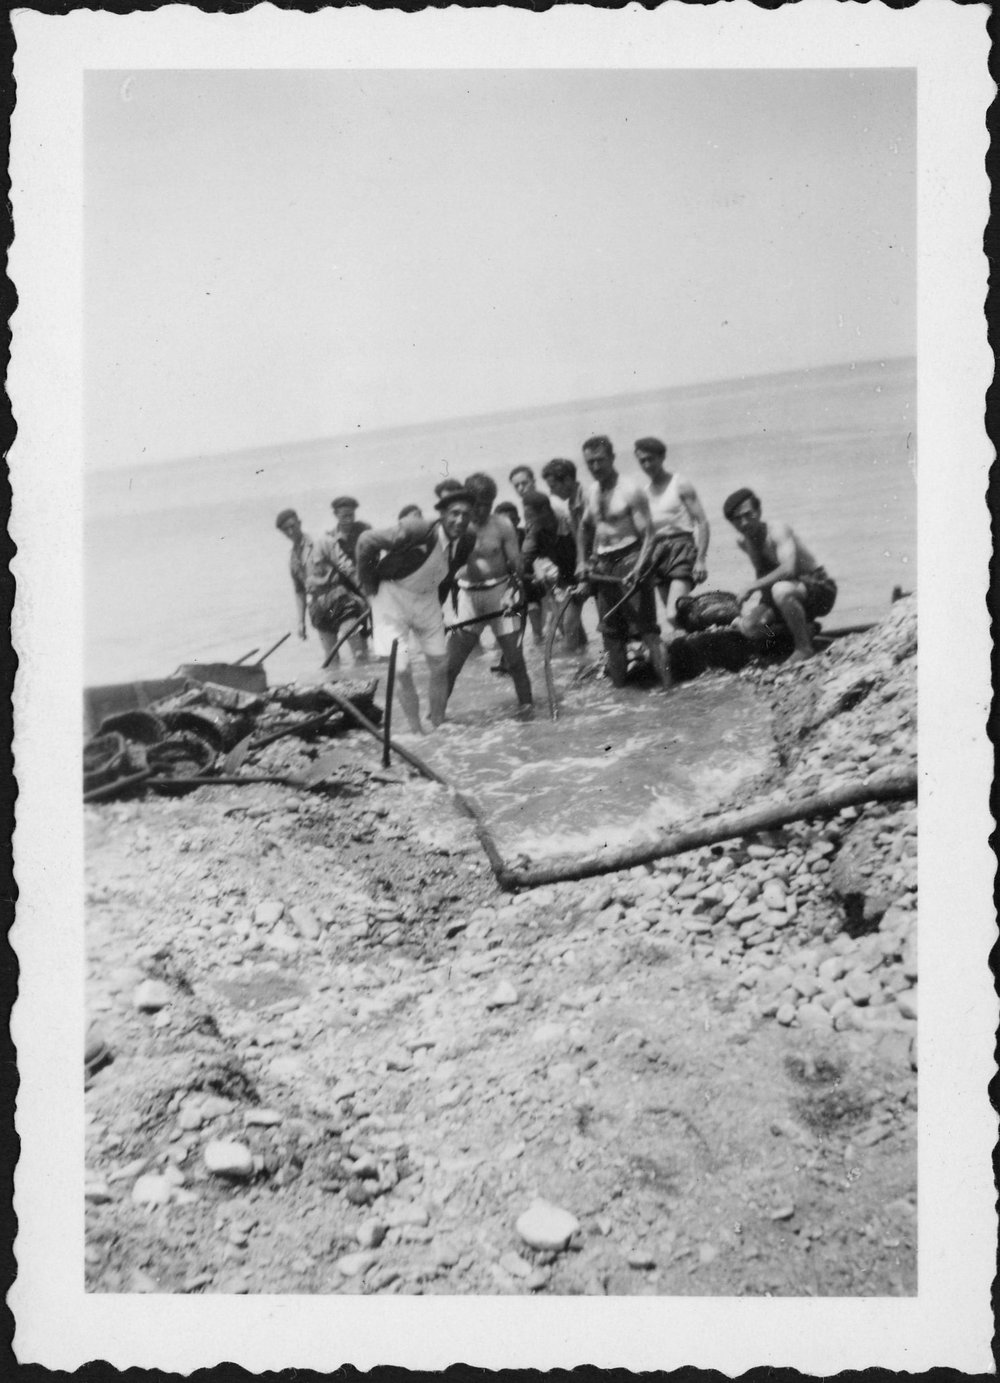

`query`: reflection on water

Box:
[409,643,776,864]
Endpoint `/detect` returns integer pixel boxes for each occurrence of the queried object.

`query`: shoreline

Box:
[84,599,917,1296]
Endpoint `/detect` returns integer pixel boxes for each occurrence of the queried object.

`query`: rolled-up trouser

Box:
[592,543,660,642]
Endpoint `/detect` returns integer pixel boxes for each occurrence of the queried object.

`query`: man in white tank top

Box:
[634,436,710,638]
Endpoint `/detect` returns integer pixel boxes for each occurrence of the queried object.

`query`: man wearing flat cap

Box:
[355,490,476,733]
[275,507,367,677]
[331,495,373,661]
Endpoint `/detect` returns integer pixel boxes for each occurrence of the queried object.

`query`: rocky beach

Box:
[84,599,917,1297]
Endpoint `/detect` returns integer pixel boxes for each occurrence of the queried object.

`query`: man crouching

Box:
[723,487,837,665]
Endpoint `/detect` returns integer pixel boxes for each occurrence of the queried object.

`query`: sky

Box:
[85,67,914,471]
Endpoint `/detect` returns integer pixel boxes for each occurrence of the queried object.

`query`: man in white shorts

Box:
[356,490,475,733]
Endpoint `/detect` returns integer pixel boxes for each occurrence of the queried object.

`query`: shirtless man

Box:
[634,436,710,637]
[446,472,534,717]
[723,487,837,665]
[577,436,671,690]
[355,490,475,732]
[508,466,545,644]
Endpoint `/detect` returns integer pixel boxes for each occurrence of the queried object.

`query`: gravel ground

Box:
[84,599,917,1296]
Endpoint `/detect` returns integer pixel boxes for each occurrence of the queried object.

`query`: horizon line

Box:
[88,353,916,477]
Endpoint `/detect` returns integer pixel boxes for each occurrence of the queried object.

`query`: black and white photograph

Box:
[9,4,994,1373]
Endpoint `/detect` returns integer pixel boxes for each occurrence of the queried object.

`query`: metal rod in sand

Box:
[382,638,398,768]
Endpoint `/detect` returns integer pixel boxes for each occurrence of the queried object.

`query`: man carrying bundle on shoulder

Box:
[723,487,837,665]
[446,472,535,719]
[356,489,476,734]
[275,508,368,677]
[576,435,672,691]
[633,436,710,639]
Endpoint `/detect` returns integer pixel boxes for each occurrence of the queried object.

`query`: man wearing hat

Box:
[331,496,373,661]
[355,489,476,733]
[275,508,368,676]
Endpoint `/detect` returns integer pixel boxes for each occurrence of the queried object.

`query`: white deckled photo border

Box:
[8,2,995,1373]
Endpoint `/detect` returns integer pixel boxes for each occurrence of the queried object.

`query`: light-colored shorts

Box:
[455,578,520,639]
[369,582,447,669]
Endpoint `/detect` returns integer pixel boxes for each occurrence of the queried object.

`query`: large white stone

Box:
[133,979,173,1013]
[515,1198,580,1251]
[203,1140,254,1178]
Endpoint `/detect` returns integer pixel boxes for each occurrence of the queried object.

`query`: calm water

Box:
[85,358,915,852]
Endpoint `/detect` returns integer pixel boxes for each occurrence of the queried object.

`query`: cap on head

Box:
[275,508,299,530]
[398,504,422,520]
[331,496,359,512]
[634,436,666,460]
[723,487,760,521]
[434,477,463,499]
[435,487,475,513]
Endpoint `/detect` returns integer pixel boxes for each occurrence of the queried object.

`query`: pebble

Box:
[289,905,321,940]
[85,1178,112,1203]
[386,1202,430,1228]
[434,1240,461,1267]
[499,1250,533,1279]
[204,1140,254,1179]
[266,931,301,955]
[626,1249,657,1269]
[844,970,875,1005]
[516,1198,580,1251]
[698,1243,718,1264]
[132,979,173,1013]
[895,988,917,1020]
[357,1219,388,1249]
[775,1003,797,1027]
[255,900,285,926]
[132,1174,173,1206]
[244,1108,283,1127]
[336,1250,379,1277]
[486,981,519,1008]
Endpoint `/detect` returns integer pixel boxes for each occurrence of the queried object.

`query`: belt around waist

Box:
[458,575,508,590]
[594,539,641,560]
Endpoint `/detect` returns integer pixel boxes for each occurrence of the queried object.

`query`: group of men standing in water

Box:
[276,434,836,733]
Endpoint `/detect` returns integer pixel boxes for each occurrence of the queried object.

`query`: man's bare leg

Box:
[771,580,814,662]
[426,653,449,726]
[561,598,587,652]
[446,630,478,695]
[394,664,425,734]
[643,633,674,690]
[603,636,628,687]
[317,628,340,680]
[495,631,534,712]
[660,578,693,642]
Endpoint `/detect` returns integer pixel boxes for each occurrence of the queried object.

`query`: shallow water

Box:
[85,357,915,686]
[407,641,775,864]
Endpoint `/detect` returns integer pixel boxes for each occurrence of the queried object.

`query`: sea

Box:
[85,357,916,858]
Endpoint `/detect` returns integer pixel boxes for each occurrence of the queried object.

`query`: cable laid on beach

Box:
[493,769,918,891]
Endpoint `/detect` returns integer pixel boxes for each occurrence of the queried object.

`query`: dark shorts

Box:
[763,567,837,620]
[593,544,660,643]
[650,531,697,586]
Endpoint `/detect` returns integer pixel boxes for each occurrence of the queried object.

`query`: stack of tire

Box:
[83,703,244,802]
